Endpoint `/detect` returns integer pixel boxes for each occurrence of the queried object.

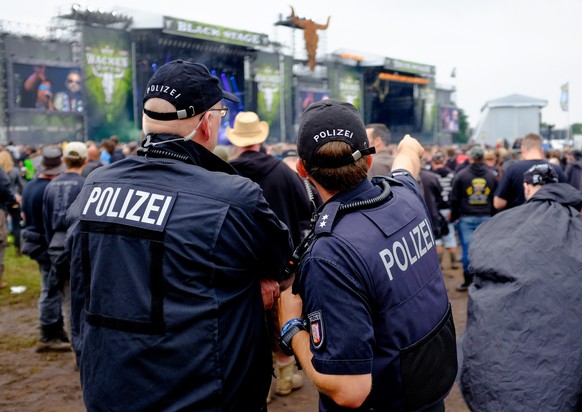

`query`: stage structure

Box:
[0,6,444,145]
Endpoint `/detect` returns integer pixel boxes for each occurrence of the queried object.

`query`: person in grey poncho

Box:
[460,163,582,411]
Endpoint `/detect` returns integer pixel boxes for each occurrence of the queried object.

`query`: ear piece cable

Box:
[140,111,209,149]
[138,113,211,163]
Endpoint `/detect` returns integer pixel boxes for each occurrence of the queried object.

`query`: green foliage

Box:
[571,123,582,134]
[452,108,470,144]
[0,246,41,307]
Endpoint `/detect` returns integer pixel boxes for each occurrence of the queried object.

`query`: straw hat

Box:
[225,112,269,147]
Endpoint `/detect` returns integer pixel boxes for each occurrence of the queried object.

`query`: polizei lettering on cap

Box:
[81,185,175,231]
[146,84,182,99]
[378,218,435,281]
[313,129,354,143]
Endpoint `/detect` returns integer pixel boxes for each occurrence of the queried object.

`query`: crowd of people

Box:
[1,58,581,411]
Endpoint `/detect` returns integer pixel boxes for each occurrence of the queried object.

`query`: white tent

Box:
[471,94,547,146]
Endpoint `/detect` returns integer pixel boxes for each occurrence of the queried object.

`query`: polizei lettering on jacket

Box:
[146,84,182,100]
[379,218,435,281]
[313,129,354,143]
[81,184,176,231]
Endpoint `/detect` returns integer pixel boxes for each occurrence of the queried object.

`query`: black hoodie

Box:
[230,150,317,247]
[450,162,497,221]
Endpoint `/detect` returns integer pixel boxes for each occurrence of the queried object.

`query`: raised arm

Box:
[391,134,424,180]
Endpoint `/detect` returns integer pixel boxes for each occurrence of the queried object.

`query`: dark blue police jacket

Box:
[65,135,292,412]
[295,172,457,412]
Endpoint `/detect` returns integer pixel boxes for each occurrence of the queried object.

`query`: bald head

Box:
[87,142,100,161]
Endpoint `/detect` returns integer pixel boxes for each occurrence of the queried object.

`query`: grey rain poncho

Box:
[460,183,582,412]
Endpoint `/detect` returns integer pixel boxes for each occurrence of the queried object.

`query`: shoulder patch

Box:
[307,310,325,350]
[314,202,340,235]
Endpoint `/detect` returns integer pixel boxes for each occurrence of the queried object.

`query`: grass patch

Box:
[0,334,37,351]
[0,246,41,306]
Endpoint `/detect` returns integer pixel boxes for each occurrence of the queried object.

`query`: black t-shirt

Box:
[495,160,567,209]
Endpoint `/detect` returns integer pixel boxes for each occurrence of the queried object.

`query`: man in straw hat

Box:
[227,111,318,400]
[279,100,457,411]
[66,60,292,411]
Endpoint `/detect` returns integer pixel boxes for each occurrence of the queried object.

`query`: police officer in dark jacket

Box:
[66,60,292,412]
[278,100,457,411]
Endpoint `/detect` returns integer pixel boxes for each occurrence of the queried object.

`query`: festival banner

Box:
[255,53,282,141]
[163,17,269,48]
[422,88,436,135]
[83,26,134,140]
[560,82,569,112]
[337,66,361,109]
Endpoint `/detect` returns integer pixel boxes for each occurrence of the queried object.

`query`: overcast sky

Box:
[3,0,581,130]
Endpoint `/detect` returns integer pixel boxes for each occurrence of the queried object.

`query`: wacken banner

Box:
[255,52,293,142]
[255,54,282,140]
[337,68,361,109]
[83,26,134,140]
[326,64,361,110]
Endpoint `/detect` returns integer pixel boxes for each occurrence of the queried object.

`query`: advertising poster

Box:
[440,106,459,133]
[83,26,134,140]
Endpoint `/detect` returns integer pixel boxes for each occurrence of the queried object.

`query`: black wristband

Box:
[279,324,305,356]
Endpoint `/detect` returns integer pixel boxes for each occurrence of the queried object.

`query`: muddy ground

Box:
[0,255,469,412]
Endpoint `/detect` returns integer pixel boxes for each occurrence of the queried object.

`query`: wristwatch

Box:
[280,324,306,356]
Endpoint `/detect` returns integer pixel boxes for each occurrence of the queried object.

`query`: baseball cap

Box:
[143,59,240,121]
[523,163,558,185]
[297,99,375,167]
[63,141,88,159]
[468,145,484,160]
[40,145,65,175]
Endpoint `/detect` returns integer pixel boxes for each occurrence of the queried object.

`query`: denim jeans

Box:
[456,215,490,282]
